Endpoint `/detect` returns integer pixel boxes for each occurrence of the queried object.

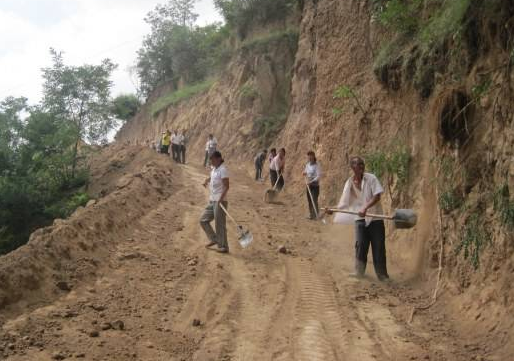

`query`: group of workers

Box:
[198,137,389,281]
[153,128,389,280]
[158,130,187,164]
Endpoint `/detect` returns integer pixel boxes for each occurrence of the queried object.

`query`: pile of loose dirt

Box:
[0,145,175,322]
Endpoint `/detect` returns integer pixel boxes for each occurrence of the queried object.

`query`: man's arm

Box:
[359,193,381,217]
[203,177,211,188]
[219,178,229,202]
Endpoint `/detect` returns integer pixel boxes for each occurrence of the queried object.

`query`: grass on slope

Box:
[150,79,216,117]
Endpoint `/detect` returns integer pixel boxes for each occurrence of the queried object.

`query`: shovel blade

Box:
[393,209,417,229]
[264,189,279,203]
[238,230,253,248]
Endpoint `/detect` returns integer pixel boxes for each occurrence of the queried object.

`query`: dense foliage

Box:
[135,0,299,98]
[112,94,142,121]
[0,52,118,255]
[136,0,230,97]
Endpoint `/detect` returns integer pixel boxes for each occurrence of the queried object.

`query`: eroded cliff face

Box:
[117,0,514,356]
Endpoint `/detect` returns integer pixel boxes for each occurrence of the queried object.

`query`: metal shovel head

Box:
[393,209,417,229]
[237,226,253,248]
[264,189,279,203]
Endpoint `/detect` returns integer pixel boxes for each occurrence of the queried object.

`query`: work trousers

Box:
[179,145,186,164]
[255,162,263,180]
[306,184,320,218]
[161,144,169,155]
[269,170,284,190]
[354,220,388,278]
[171,144,179,161]
[200,201,228,250]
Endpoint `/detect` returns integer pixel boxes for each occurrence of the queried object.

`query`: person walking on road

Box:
[161,130,171,155]
[303,151,321,220]
[203,134,218,168]
[200,151,230,253]
[327,156,389,281]
[178,130,186,164]
[171,130,180,162]
[254,149,267,181]
[270,148,286,191]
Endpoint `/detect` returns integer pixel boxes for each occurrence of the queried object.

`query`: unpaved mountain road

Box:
[1,154,480,361]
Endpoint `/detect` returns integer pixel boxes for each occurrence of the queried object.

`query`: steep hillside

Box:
[117,0,514,358]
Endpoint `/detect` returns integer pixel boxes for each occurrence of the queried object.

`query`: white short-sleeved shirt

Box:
[335,173,384,226]
[210,164,229,202]
[304,162,321,184]
[270,155,285,172]
[171,134,178,145]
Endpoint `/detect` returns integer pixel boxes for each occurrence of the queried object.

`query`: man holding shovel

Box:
[200,151,230,254]
[327,156,389,281]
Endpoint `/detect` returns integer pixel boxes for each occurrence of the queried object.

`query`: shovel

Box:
[218,203,253,248]
[264,171,282,203]
[323,208,417,229]
[305,179,326,224]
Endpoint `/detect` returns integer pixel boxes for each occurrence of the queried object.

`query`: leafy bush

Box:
[150,79,215,116]
[439,189,462,213]
[215,0,299,38]
[365,145,411,186]
[239,83,259,100]
[456,212,490,269]
[241,29,299,53]
[332,85,367,119]
[112,94,141,121]
[376,0,422,34]
[254,113,287,146]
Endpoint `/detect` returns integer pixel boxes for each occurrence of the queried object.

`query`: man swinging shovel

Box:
[326,156,393,281]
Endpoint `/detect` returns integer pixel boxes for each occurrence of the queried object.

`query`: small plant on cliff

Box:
[493,184,514,230]
[332,85,368,121]
[365,144,411,197]
[375,0,422,35]
[254,112,287,147]
[436,155,463,213]
[151,79,215,116]
[456,212,490,270]
[239,83,259,101]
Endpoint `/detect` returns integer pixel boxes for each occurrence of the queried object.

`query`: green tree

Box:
[41,49,117,176]
[112,94,141,121]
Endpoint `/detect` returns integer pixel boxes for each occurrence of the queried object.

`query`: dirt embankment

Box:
[0,145,174,321]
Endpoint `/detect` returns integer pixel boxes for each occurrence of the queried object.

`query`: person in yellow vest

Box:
[161,130,171,155]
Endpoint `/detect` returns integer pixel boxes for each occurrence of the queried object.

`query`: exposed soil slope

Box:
[1,147,509,360]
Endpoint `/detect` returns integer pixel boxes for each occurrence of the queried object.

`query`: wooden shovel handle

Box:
[323,208,394,220]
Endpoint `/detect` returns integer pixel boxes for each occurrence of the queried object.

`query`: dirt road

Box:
[0,154,480,360]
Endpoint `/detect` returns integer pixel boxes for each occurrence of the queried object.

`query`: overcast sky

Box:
[0,0,222,104]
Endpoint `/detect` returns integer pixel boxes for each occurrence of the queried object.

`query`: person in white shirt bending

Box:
[203,134,218,168]
[303,151,321,220]
[200,151,230,253]
[327,156,389,281]
[270,148,285,191]
[171,131,180,162]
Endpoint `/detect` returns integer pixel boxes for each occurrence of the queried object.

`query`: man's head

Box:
[210,151,223,167]
[208,133,213,139]
[166,130,171,135]
[307,150,316,163]
[279,148,286,157]
[263,149,267,155]
[350,156,365,176]
[270,148,277,156]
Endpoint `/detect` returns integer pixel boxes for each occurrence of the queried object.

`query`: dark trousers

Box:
[179,145,186,164]
[161,144,169,155]
[354,220,388,278]
[255,163,263,180]
[306,184,319,218]
[171,144,179,161]
[269,170,284,190]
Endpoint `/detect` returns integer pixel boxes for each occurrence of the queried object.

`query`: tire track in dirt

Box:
[293,260,343,361]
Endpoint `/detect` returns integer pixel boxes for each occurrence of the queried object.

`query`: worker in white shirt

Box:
[177,130,186,164]
[270,148,285,191]
[200,151,230,253]
[171,131,180,162]
[203,134,218,168]
[327,156,389,281]
[303,151,321,220]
